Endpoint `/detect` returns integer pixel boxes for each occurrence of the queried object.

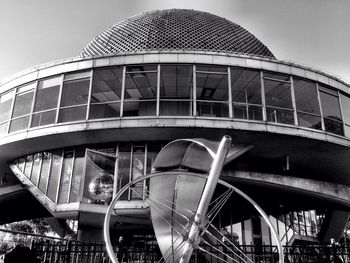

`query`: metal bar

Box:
[156,64,160,117]
[193,65,197,116]
[86,69,93,120]
[316,83,325,131]
[67,149,76,203]
[260,71,267,121]
[55,74,64,124]
[290,76,298,126]
[179,135,231,263]
[55,149,65,204]
[120,66,126,117]
[227,67,233,118]
[28,80,38,129]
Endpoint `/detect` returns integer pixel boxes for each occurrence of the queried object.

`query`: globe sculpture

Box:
[88,174,114,202]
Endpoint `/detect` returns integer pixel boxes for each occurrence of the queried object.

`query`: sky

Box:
[0,0,349,82]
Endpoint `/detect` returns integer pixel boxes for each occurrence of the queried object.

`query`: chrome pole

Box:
[179,135,232,263]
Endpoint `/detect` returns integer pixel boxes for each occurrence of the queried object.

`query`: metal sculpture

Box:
[104,136,284,263]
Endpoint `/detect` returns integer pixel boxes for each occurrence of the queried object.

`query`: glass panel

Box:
[69,148,85,203]
[294,78,320,115]
[159,101,192,116]
[58,150,74,204]
[118,144,131,200]
[160,65,193,99]
[130,146,145,200]
[197,101,229,117]
[83,150,115,204]
[319,86,342,121]
[249,105,263,121]
[265,79,293,109]
[123,100,156,116]
[196,72,228,101]
[12,91,34,118]
[34,77,60,112]
[324,118,344,135]
[17,157,26,172]
[60,78,89,107]
[38,152,51,193]
[231,68,261,105]
[47,150,63,202]
[125,72,157,100]
[17,82,36,93]
[197,65,227,72]
[24,155,33,178]
[297,113,322,130]
[58,106,87,123]
[126,65,157,72]
[233,104,247,119]
[0,122,8,136]
[267,107,294,125]
[340,94,350,126]
[89,103,120,119]
[31,110,56,127]
[91,67,123,103]
[31,153,42,186]
[264,72,290,81]
[0,90,15,123]
[64,71,90,81]
[9,116,30,133]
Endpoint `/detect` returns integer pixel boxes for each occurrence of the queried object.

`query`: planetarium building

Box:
[0,8,349,259]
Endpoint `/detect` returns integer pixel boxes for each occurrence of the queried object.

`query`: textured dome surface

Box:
[80,9,275,58]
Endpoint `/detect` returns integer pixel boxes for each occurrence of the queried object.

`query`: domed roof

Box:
[80,9,275,59]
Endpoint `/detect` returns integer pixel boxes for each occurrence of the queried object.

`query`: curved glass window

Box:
[196,65,229,117]
[31,153,42,186]
[31,76,61,127]
[340,93,350,137]
[319,85,343,135]
[160,65,193,116]
[123,65,157,116]
[89,67,123,119]
[0,90,15,136]
[58,71,90,123]
[57,150,74,204]
[294,78,321,130]
[10,83,36,132]
[264,72,294,125]
[47,150,63,202]
[231,68,262,120]
[38,152,51,193]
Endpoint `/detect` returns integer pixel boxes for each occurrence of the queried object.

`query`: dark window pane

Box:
[320,87,342,121]
[0,90,15,123]
[12,91,34,118]
[91,67,123,103]
[31,153,42,186]
[34,77,60,112]
[197,65,227,72]
[297,113,322,130]
[24,155,33,178]
[248,105,263,121]
[159,101,192,116]
[89,103,120,119]
[47,150,63,202]
[233,104,247,119]
[324,118,343,135]
[264,72,290,81]
[294,78,320,115]
[126,65,157,72]
[58,150,74,204]
[123,101,156,116]
[17,158,26,172]
[196,73,228,101]
[31,110,56,127]
[9,116,30,133]
[0,122,8,136]
[60,78,90,107]
[125,72,157,99]
[58,106,87,123]
[231,68,261,104]
[265,79,293,109]
[69,148,85,203]
[38,152,52,193]
[267,107,294,125]
[197,101,229,117]
[160,65,193,99]
[340,94,350,126]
